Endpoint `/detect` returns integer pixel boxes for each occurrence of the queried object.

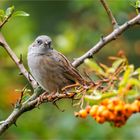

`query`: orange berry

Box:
[85,105,91,114]
[107,102,114,111]
[115,116,125,123]
[101,109,110,119]
[111,98,120,106]
[137,100,140,112]
[74,112,80,117]
[90,105,98,117]
[101,98,109,106]
[114,118,126,127]
[124,104,132,117]
[126,83,133,90]
[130,101,139,113]
[114,104,124,116]
[95,116,105,124]
[108,112,115,121]
[79,109,87,118]
[96,105,106,116]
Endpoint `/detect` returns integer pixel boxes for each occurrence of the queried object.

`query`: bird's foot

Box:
[62,83,80,93]
[36,91,58,107]
[36,92,49,107]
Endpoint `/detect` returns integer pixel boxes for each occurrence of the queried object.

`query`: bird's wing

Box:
[52,50,84,84]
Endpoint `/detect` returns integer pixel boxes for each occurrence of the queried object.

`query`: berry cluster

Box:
[75,98,140,127]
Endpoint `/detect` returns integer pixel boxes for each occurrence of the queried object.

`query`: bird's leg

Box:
[36,91,59,107]
[52,100,65,112]
[36,91,49,107]
[62,83,80,92]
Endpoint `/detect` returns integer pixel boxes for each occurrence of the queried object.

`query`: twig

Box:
[0,9,14,29]
[0,33,37,89]
[100,0,118,28]
[0,93,75,135]
[72,14,140,68]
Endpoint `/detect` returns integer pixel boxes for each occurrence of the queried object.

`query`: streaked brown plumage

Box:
[27,35,84,93]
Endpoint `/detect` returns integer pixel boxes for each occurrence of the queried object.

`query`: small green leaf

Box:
[84,91,117,105]
[119,65,134,87]
[134,68,140,75]
[84,94,102,104]
[136,0,140,8]
[22,93,31,102]
[5,6,14,17]
[84,59,105,75]
[112,58,125,70]
[0,9,4,17]
[101,91,117,99]
[0,9,5,21]
[128,78,140,87]
[13,11,30,17]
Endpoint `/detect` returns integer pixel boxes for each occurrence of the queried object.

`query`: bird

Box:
[27,35,85,94]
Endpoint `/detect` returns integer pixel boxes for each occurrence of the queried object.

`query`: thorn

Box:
[101,35,105,42]
[18,84,28,105]
[18,72,23,75]
[19,54,23,64]
[53,101,65,112]
[126,22,130,27]
[88,52,93,58]
[11,103,15,108]
[14,122,17,127]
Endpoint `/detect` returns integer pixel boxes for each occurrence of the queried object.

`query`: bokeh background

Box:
[0,0,140,139]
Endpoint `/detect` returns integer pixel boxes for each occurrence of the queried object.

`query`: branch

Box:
[0,92,75,134]
[0,10,14,29]
[0,33,37,89]
[72,14,140,68]
[100,0,118,28]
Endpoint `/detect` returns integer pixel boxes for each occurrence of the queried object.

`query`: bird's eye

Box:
[37,39,42,45]
[48,42,51,47]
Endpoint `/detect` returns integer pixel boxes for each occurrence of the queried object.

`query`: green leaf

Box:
[112,58,125,70]
[84,94,102,104]
[84,59,105,75]
[136,0,140,8]
[134,68,140,75]
[5,6,14,17]
[84,91,117,105]
[119,65,134,87]
[22,93,31,102]
[13,11,30,17]
[128,78,140,87]
[135,68,140,80]
[0,9,4,17]
[0,9,5,21]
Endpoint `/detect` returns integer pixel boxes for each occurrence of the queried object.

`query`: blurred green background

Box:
[0,0,140,139]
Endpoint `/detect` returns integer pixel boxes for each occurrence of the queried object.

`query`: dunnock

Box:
[27,35,85,94]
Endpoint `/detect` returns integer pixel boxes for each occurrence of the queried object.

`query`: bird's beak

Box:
[44,41,49,45]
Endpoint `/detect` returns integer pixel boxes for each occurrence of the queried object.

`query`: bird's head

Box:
[28,35,53,55]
